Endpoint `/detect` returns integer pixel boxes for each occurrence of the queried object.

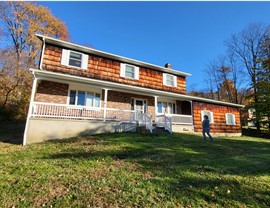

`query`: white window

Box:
[157,101,176,114]
[68,90,101,108]
[163,73,177,87]
[61,49,88,69]
[201,110,214,123]
[226,113,236,125]
[120,63,139,80]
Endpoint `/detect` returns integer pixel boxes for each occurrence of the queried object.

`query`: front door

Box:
[135,99,144,113]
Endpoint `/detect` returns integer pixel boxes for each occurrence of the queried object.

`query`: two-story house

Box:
[23,34,243,145]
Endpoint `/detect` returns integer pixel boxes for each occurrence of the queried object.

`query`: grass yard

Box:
[0,132,269,208]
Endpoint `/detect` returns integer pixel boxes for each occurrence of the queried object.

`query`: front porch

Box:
[24,69,195,144]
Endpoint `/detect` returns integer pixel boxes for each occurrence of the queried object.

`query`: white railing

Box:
[164,114,172,134]
[32,102,136,122]
[31,102,153,132]
[131,111,153,133]
[156,113,193,125]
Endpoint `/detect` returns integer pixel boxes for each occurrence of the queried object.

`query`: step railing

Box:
[164,114,172,134]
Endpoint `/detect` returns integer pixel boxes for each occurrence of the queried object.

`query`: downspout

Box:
[39,37,46,70]
[23,72,38,146]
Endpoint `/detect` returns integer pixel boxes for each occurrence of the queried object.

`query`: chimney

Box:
[164,63,172,69]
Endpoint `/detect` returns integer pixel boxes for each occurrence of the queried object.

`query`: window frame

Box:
[61,49,88,70]
[163,73,177,87]
[67,90,101,108]
[157,101,176,114]
[225,113,236,125]
[120,63,139,80]
[201,110,214,124]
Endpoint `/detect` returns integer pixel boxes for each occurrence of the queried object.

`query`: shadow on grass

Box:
[0,120,25,145]
[43,132,270,206]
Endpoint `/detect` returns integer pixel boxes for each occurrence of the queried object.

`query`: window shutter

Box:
[210,111,214,123]
[120,63,125,78]
[61,49,69,66]
[174,75,177,87]
[135,66,139,80]
[163,73,167,85]
[82,54,89,70]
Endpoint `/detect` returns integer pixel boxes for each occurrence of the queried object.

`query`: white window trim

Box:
[201,110,214,124]
[132,98,147,113]
[226,113,236,125]
[163,73,177,87]
[120,63,139,80]
[61,49,88,70]
[67,89,101,108]
[157,100,176,115]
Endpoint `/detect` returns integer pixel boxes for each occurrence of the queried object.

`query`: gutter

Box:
[39,37,46,70]
[30,68,244,108]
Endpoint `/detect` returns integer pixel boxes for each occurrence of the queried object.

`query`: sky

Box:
[39,1,270,91]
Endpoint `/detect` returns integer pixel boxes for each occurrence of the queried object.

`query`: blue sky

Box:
[39,1,270,91]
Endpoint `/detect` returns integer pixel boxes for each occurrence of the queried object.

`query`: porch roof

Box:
[30,68,244,108]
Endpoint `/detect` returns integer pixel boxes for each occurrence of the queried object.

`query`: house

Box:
[23,34,243,145]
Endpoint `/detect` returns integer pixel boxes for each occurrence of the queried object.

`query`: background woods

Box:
[189,23,270,132]
[0,1,69,120]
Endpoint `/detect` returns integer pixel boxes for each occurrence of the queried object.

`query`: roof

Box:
[36,34,191,77]
[30,68,244,108]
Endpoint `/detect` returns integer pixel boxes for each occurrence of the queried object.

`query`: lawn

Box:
[0,132,269,208]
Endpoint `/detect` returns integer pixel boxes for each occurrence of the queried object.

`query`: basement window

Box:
[201,110,214,124]
[226,113,236,125]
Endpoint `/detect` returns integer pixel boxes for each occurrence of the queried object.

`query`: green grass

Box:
[0,133,269,208]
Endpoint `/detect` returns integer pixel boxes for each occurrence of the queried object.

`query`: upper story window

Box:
[201,110,214,123]
[61,49,88,69]
[120,63,139,80]
[163,73,177,87]
[226,113,236,125]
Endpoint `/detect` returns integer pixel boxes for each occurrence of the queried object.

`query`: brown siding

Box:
[42,45,186,94]
[193,102,241,133]
[35,81,68,104]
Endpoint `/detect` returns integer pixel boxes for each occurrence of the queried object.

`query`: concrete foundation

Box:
[25,118,137,145]
[172,124,195,133]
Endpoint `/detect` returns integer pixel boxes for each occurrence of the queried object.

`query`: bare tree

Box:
[225,23,270,131]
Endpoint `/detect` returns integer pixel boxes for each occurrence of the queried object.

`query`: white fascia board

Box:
[30,68,244,108]
[35,34,191,77]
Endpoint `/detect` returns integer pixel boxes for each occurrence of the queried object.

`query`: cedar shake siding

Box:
[35,81,68,104]
[42,45,186,94]
[193,102,241,134]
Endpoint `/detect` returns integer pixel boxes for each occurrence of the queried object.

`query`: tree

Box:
[225,23,270,132]
[0,2,69,119]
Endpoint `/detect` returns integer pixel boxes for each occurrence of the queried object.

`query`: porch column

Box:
[154,96,158,122]
[23,77,39,146]
[103,88,109,121]
[190,100,194,125]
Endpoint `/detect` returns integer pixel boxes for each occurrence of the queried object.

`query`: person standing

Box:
[202,115,214,142]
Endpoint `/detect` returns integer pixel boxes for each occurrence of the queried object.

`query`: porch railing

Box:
[31,102,152,132]
[164,114,172,134]
[156,114,193,125]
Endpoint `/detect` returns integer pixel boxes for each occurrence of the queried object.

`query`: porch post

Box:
[154,96,158,122]
[23,77,39,146]
[103,88,109,121]
[190,100,194,125]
